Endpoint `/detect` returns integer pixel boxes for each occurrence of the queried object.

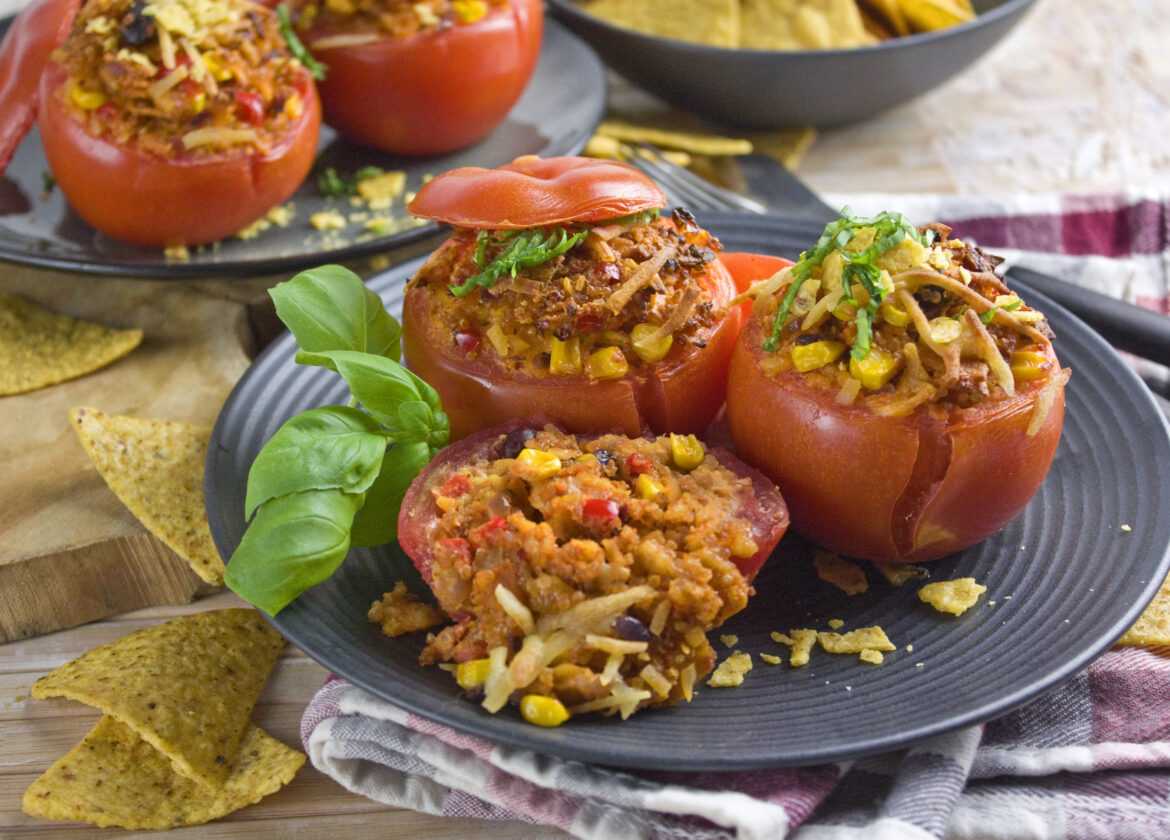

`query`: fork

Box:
[621,144,770,215]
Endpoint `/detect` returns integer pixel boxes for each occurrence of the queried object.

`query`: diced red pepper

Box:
[234,90,266,126]
[453,328,481,355]
[626,453,653,475]
[95,102,118,121]
[593,261,621,284]
[438,536,472,564]
[436,473,472,498]
[574,312,603,334]
[469,515,507,547]
[582,498,621,521]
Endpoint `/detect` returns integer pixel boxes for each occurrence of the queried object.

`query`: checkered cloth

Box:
[301,192,1170,839]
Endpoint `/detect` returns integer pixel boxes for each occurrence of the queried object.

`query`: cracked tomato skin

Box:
[402,251,744,441]
[36,59,321,248]
[397,418,789,587]
[726,309,1065,563]
[304,0,542,156]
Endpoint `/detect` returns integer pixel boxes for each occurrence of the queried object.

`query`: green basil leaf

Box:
[350,440,432,547]
[270,265,402,361]
[244,406,385,519]
[276,3,326,81]
[225,488,364,615]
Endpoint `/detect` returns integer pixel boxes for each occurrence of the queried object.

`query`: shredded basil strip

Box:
[765,208,935,361]
[450,226,589,297]
[981,297,1023,324]
[277,4,326,81]
[317,165,386,198]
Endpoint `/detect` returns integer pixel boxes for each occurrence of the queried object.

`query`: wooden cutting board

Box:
[0,265,267,642]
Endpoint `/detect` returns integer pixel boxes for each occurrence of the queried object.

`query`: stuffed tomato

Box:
[403,155,749,440]
[393,419,788,722]
[33,0,320,248]
[727,212,1068,563]
[290,0,541,156]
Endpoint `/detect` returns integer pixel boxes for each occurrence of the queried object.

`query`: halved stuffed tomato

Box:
[403,155,752,440]
[394,418,788,720]
[295,0,542,156]
[30,0,320,248]
[727,212,1067,563]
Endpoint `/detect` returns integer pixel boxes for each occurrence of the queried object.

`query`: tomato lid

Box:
[407,155,667,229]
[0,0,80,173]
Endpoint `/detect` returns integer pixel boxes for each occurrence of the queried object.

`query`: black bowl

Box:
[546,0,1037,128]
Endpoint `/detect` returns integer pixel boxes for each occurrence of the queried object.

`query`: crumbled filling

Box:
[54,0,310,157]
[406,426,760,721]
[747,221,1062,418]
[408,209,725,378]
[293,0,508,41]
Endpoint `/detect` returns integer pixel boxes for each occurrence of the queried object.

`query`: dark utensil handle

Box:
[1009,267,1170,369]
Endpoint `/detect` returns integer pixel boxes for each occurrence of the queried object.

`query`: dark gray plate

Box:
[547,0,1036,129]
[206,211,1170,770]
[0,19,604,278]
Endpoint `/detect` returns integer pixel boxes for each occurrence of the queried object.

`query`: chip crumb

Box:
[1118,571,1170,646]
[355,170,407,210]
[163,244,190,262]
[759,653,783,665]
[707,651,752,687]
[859,649,884,665]
[873,562,927,586]
[827,618,844,630]
[818,626,895,654]
[772,628,817,667]
[1121,524,1133,533]
[719,633,739,648]
[814,550,869,595]
[918,578,987,616]
[905,644,914,653]
[310,210,347,231]
[368,582,445,636]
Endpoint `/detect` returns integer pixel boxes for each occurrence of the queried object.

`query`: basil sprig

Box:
[225,266,449,616]
[450,226,589,296]
[764,209,934,361]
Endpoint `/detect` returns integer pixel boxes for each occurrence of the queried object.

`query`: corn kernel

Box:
[550,336,582,375]
[879,298,911,327]
[519,694,569,727]
[516,448,562,480]
[636,473,664,501]
[849,347,903,390]
[202,52,233,81]
[189,91,206,114]
[453,0,488,22]
[1010,350,1052,382]
[927,316,963,344]
[585,346,629,380]
[71,85,108,110]
[670,433,704,471]
[455,658,492,689]
[791,339,846,372]
[284,91,303,119]
[630,323,673,363]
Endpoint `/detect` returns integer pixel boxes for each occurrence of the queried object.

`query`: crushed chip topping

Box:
[918,578,987,616]
[706,651,753,687]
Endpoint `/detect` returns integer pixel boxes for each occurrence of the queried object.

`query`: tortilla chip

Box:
[70,406,224,585]
[22,716,303,829]
[579,0,740,47]
[1117,572,1170,647]
[814,550,870,595]
[741,0,874,50]
[32,609,284,788]
[596,120,754,157]
[0,292,142,396]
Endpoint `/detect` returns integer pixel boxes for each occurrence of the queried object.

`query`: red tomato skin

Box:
[307,0,542,156]
[397,418,790,587]
[36,60,321,248]
[407,155,666,229]
[726,312,1065,563]
[0,0,80,172]
[401,253,743,440]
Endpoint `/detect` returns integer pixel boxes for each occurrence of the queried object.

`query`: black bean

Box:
[499,427,537,460]
[612,614,654,643]
[119,0,155,45]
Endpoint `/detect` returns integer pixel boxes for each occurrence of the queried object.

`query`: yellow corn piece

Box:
[630,323,673,363]
[455,658,492,690]
[202,52,233,81]
[586,346,629,380]
[284,91,303,120]
[636,473,664,501]
[520,694,570,727]
[791,340,846,372]
[516,448,562,480]
[670,434,704,471]
[1010,350,1052,382]
[849,347,903,390]
[550,336,582,375]
[879,298,911,327]
[190,91,206,114]
[453,0,488,22]
[70,85,108,110]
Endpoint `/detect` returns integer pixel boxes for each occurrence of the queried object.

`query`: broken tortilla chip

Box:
[22,716,303,829]
[1117,572,1170,647]
[0,292,142,396]
[31,609,284,789]
[70,406,224,585]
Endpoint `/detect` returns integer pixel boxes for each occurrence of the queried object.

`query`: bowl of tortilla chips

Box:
[547,0,1037,128]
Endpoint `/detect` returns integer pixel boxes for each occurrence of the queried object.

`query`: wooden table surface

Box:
[2,1,1164,837]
